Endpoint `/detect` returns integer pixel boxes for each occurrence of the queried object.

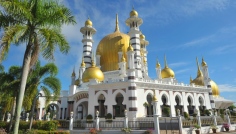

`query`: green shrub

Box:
[204,109,211,116]
[163,107,170,117]
[19,121,29,130]
[192,113,197,117]
[105,113,113,123]
[43,121,58,131]
[86,114,93,123]
[0,121,9,129]
[25,129,70,134]
[183,112,189,119]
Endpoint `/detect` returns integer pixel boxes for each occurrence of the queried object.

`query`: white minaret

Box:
[80,18,96,68]
[118,53,127,77]
[71,68,76,85]
[126,8,143,78]
[79,57,86,84]
[140,33,149,76]
[155,59,162,80]
[201,57,210,86]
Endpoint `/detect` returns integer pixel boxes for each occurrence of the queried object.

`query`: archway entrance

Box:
[198,97,205,116]
[175,95,183,115]
[146,94,153,117]
[187,96,195,116]
[95,94,106,117]
[161,95,170,117]
[113,93,126,117]
[76,101,88,120]
[46,104,59,120]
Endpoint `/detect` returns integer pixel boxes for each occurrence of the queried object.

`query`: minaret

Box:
[201,57,209,85]
[71,67,76,85]
[140,33,149,75]
[126,43,138,119]
[155,59,161,80]
[79,57,86,84]
[80,18,96,68]
[190,76,193,84]
[126,8,143,78]
[118,53,127,77]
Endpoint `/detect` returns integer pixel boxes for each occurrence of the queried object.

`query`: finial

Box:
[72,66,76,77]
[121,52,126,62]
[190,76,193,83]
[115,14,120,32]
[152,90,158,101]
[91,51,96,67]
[164,54,168,68]
[127,42,134,51]
[88,16,90,20]
[201,57,207,67]
[132,5,134,10]
[81,57,85,67]
[156,58,161,68]
[196,57,202,77]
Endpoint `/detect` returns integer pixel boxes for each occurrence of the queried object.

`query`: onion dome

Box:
[81,58,86,67]
[130,8,138,17]
[201,57,207,67]
[140,34,145,40]
[152,91,158,101]
[85,18,92,26]
[143,59,147,64]
[75,79,80,85]
[96,14,130,72]
[127,43,133,51]
[156,60,161,68]
[71,68,76,77]
[82,60,104,83]
[121,54,126,62]
[191,58,204,86]
[161,55,175,78]
[210,80,220,97]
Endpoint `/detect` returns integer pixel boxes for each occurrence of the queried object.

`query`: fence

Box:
[230,116,236,124]
[99,121,124,130]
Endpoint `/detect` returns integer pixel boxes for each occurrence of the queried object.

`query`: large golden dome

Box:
[161,56,175,78]
[96,14,130,72]
[210,80,219,97]
[82,61,104,82]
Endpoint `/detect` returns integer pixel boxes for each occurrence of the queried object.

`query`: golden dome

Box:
[96,14,130,72]
[156,60,161,68]
[82,60,104,82]
[85,18,92,26]
[75,79,80,85]
[121,54,126,62]
[140,34,145,40]
[191,58,204,86]
[127,43,133,51]
[161,56,175,78]
[153,95,158,101]
[81,58,86,67]
[201,57,207,67]
[130,9,138,17]
[210,80,220,97]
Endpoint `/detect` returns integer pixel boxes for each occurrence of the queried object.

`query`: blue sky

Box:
[1,0,236,103]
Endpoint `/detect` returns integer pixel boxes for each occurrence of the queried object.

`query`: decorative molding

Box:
[129,107,138,111]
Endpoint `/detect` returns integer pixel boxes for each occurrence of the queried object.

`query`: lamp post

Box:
[124,109,128,128]
[96,110,99,130]
[152,92,160,134]
[69,111,74,130]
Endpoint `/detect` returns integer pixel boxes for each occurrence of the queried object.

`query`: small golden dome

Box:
[75,79,80,85]
[140,34,145,40]
[71,68,76,77]
[81,58,86,67]
[153,95,158,101]
[127,43,133,51]
[130,9,138,17]
[85,18,92,26]
[82,60,104,82]
[210,80,220,97]
[143,59,147,64]
[191,58,204,86]
[161,56,175,78]
[156,61,161,68]
[201,57,207,67]
[121,54,126,62]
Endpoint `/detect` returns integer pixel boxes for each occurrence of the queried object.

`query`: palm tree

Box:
[0,0,75,133]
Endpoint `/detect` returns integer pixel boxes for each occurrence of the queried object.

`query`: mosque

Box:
[37,9,233,120]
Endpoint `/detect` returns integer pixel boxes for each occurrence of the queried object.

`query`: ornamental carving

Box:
[75,93,89,102]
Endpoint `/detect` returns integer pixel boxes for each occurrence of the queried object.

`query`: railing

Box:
[58,120,69,128]
[182,118,198,128]
[216,117,227,125]
[128,121,154,130]
[99,121,124,130]
[230,116,236,124]
[73,120,86,129]
[201,117,214,126]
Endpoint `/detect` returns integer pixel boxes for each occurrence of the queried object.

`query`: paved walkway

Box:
[217,130,236,134]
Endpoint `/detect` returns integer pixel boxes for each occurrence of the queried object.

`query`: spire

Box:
[115,14,120,32]
[81,57,86,67]
[156,59,161,68]
[121,52,126,62]
[190,76,193,83]
[164,55,168,68]
[196,57,203,77]
[201,57,207,67]
[127,42,134,51]
[91,52,95,67]
[72,66,76,77]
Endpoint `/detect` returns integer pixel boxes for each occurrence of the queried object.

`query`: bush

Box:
[43,121,58,131]
[204,109,211,116]
[105,113,113,123]
[19,121,29,130]
[26,129,70,134]
[183,112,189,120]
[192,113,197,117]
[163,107,170,117]
[86,114,93,123]
[194,124,200,129]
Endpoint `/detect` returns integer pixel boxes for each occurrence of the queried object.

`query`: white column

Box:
[177,109,183,134]
[152,100,160,134]
[169,91,176,117]
[194,93,200,113]
[182,92,188,113]
[69,112,74,130]
[39,108,43,120]
[124,110,128,128]
[95,111,100,130]
[26,113,29,122]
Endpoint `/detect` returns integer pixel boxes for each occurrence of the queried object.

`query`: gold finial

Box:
[152,90,158,101]
[190,76,193,83]
[196,57,203,77]
[115,14,120,32]
[156,59,161,68]
[127,42,134,51]
[81,57,86,67]
[72,66,76,77]
[164,55,168,68]
[121,53,126,62]
[201,57,207,67]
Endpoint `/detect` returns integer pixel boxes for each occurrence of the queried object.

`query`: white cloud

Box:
[175,69,191,75]
[169,62,188,68]
[218,84,236,92]
[210,45,236,55]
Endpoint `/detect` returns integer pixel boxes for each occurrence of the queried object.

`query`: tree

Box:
[0,0,76,133]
